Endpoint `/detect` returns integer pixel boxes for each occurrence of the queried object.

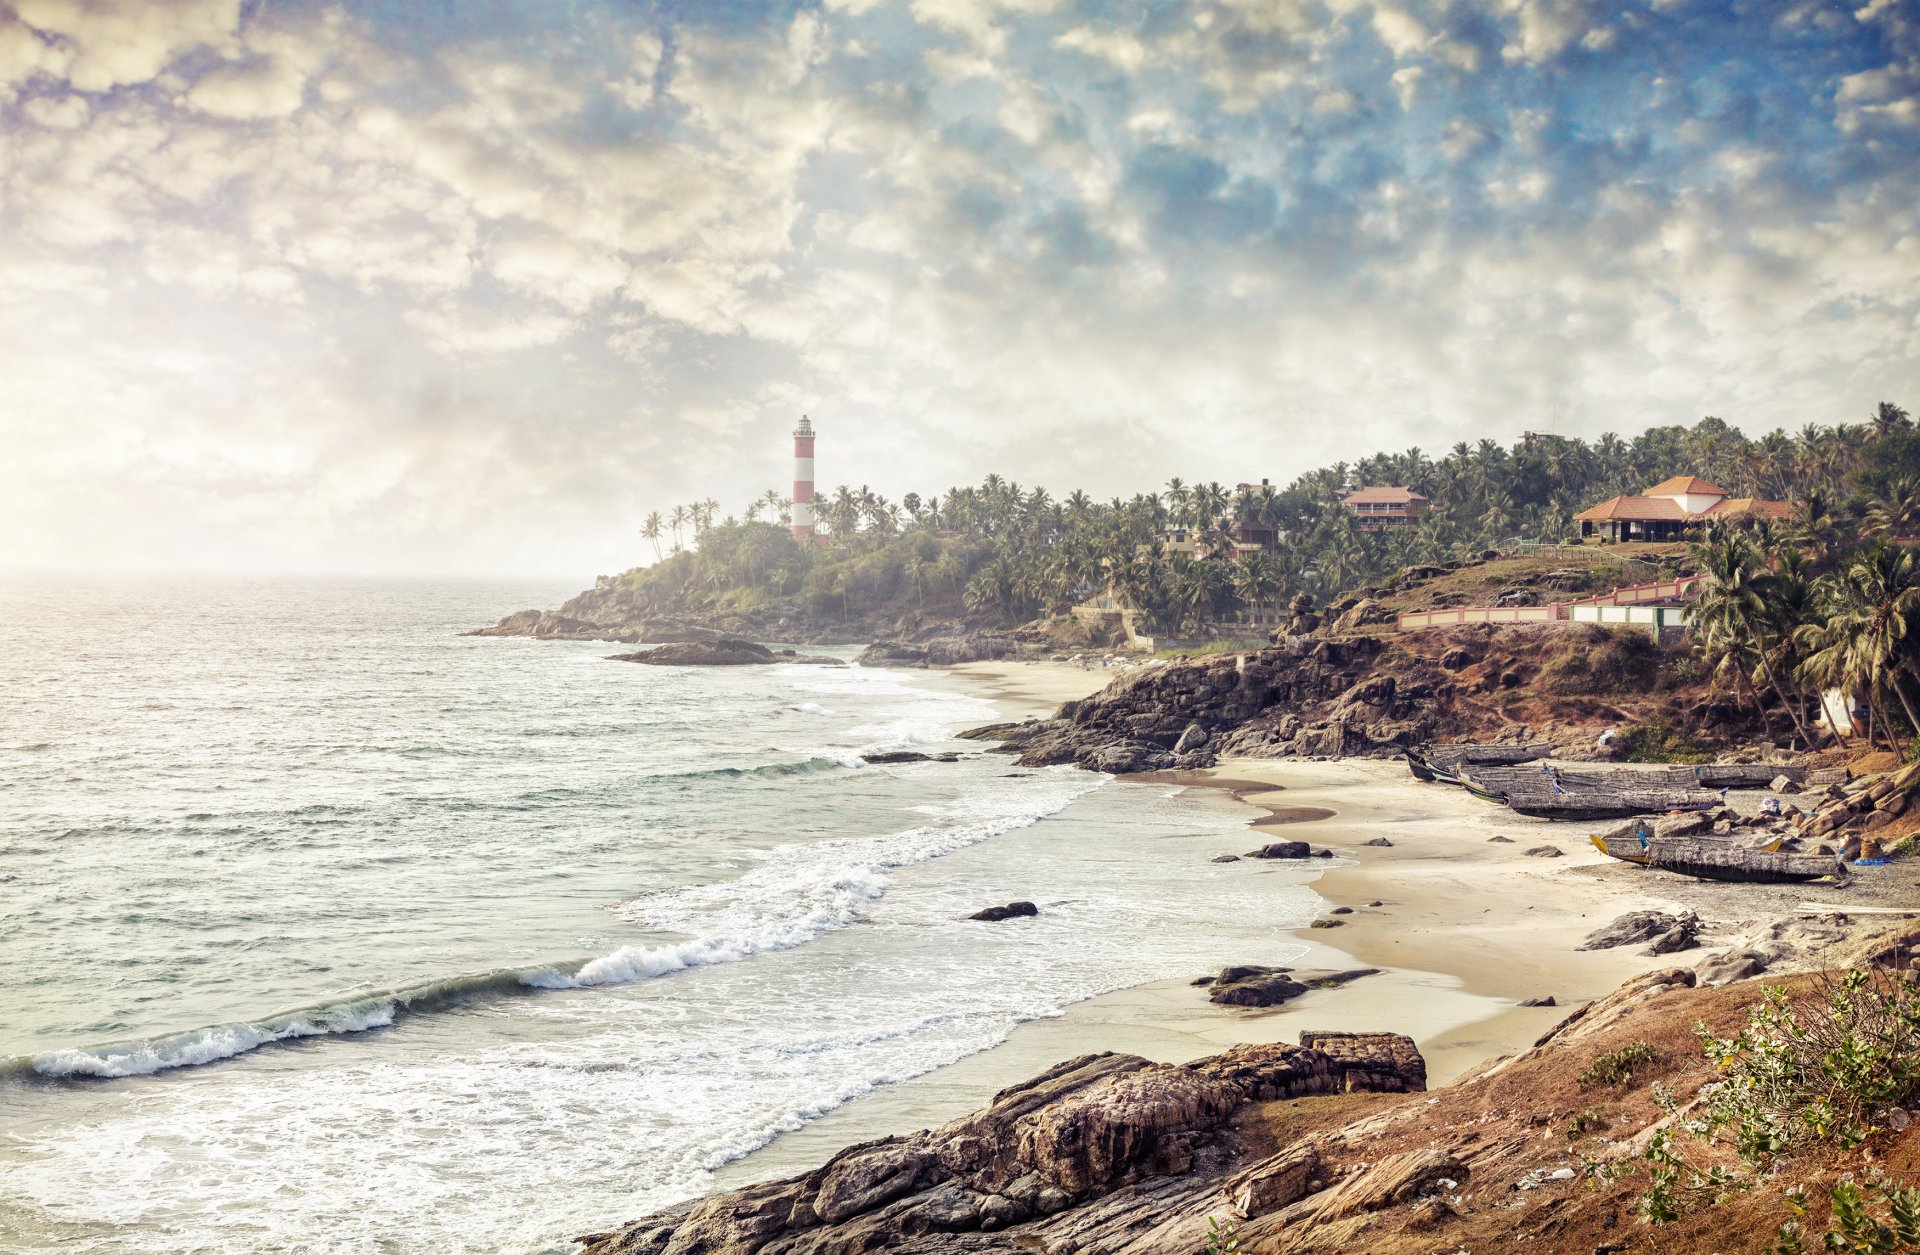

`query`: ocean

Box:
[0,574,1320,1254]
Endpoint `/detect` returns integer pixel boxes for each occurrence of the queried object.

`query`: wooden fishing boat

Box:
[1590,832,1785,867]
[1590,832,1652,865]
[1646,839,1840,884]
[1509,795,1722,821]
[1464,763,1726,821]
[1404,749,1438,782]
[1455,773,1510,805]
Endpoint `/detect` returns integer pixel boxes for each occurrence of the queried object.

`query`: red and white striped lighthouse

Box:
[790,415,816,543]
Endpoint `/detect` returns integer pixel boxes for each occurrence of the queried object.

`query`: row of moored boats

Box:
[1405,744,1847,884]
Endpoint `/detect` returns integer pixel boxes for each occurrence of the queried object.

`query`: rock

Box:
[1310,919,1345,929]
[969,901,1038,922]
[1361,837,1394,847]
[1366,899,1385,907]
[1173,723,1210,754]
[609,639,843,666]
[1653,811,1714,839]
[1578,910,1699,952]
[1488,835,1514,844]
[1297,1148,1468,1223]
[1518,995,1557,1007]
[1645,916,1703,955]
[1313,848,1335,858]
[862,750,935,764]
[1695,949,1770,985]
[1884,792,1909,816]
[1247,841,1312,859]
[1769,774,1799,794]
[1864,810,1896,831]
[1210,854,1241,863]
[1202,966,1378,1006]
[1328,906,1354,915]
[1524,844,1564,858]
[1229,1143,1322,1219]
[1205,967,1307,1006]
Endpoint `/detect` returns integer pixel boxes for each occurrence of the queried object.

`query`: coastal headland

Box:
[565,653,1919,1254]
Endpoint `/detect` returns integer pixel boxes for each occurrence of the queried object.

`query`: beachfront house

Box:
[1341,486,1430,532]
[1574,476,1791,542]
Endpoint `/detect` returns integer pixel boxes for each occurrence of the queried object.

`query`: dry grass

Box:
[1238,973,1920,1254]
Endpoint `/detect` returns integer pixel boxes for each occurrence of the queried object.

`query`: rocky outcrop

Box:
[608,640,843,666]
[967,634,1455,773]
[968,901,1038,922]
[1577,910,1701,953]
[1197,965,1381,1007]
[463,610,647,643]
[576,1035,1426,1255]
[855,631,1046,668]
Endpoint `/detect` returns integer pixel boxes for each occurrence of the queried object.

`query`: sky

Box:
[2,0,1918,577]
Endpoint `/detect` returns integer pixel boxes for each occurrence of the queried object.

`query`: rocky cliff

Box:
[575,1032,1426,1255]
[967,621,1756,774]
[571,945,1919,1255]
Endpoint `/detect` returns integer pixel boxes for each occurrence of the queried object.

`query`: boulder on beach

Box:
[1578,910,1699,952]
[969,901,1038,922]
[1362,837,1393,847]
[1524,844,1563,858]
[1517,995,1557,1007]
[1199,964,1379,1006]
[1247,841,1312,860]
[860,750,962,765]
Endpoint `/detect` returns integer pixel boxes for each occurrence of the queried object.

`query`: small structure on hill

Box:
[1341,485,1430,531]
[1574,475,1789,542]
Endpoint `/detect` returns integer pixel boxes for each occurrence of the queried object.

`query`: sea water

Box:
[0,574,1319,1254]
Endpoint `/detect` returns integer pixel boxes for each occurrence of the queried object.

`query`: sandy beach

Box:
[716,659,1714,1187]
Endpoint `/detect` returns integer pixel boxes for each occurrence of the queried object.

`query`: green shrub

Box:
[1566,1109,1605,1139]
[1615,719,1713,765]
[1203,1215,1241,1254]
[1579,1041,1662,1088]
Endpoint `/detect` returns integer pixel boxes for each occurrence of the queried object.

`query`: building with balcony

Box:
[1341,486,1430,531]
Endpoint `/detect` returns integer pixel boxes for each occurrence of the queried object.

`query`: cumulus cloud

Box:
[10,0,239,91]
[1,0,1918,576]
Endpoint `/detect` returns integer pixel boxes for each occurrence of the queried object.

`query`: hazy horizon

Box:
[4,0,1918,577]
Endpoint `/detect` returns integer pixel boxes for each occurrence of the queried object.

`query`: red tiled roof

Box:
[1574,495,1687,522]
[1342,486,1428,505]
[1702,497,1793,520]
[1644,475,1728,497]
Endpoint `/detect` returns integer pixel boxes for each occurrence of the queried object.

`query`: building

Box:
[1574,476,1791,543]
[1230,479,1280,551]
[791,416,816,543]
[1341,486,1430,531]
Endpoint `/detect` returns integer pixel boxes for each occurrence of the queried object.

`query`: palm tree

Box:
[668,505,688,552]
[1798,545,1920,747]
[1230,552,1282,622]
[640,511,664,561]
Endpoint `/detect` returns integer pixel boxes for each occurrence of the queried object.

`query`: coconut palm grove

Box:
[616,406,1914,663]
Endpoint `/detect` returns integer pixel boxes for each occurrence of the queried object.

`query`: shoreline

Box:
[714,658,1694,1189]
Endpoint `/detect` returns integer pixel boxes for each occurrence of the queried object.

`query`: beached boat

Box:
[1590,832,1652,865]
[1509,795,1721,821]
[1590,832,1785,867]
[1646,839,1840,884]
[1404,749,1438,782]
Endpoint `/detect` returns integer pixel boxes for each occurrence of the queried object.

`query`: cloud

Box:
[184,55,306,118]
[10,0,239,91]
[2,0,1919,577]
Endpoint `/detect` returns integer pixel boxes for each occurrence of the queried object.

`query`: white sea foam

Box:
[32,1003,397,1079]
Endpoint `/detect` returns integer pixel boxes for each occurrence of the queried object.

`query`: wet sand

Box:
[718,663,1697,1187]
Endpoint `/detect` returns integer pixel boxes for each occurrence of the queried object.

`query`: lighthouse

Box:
[790,415,816,543]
